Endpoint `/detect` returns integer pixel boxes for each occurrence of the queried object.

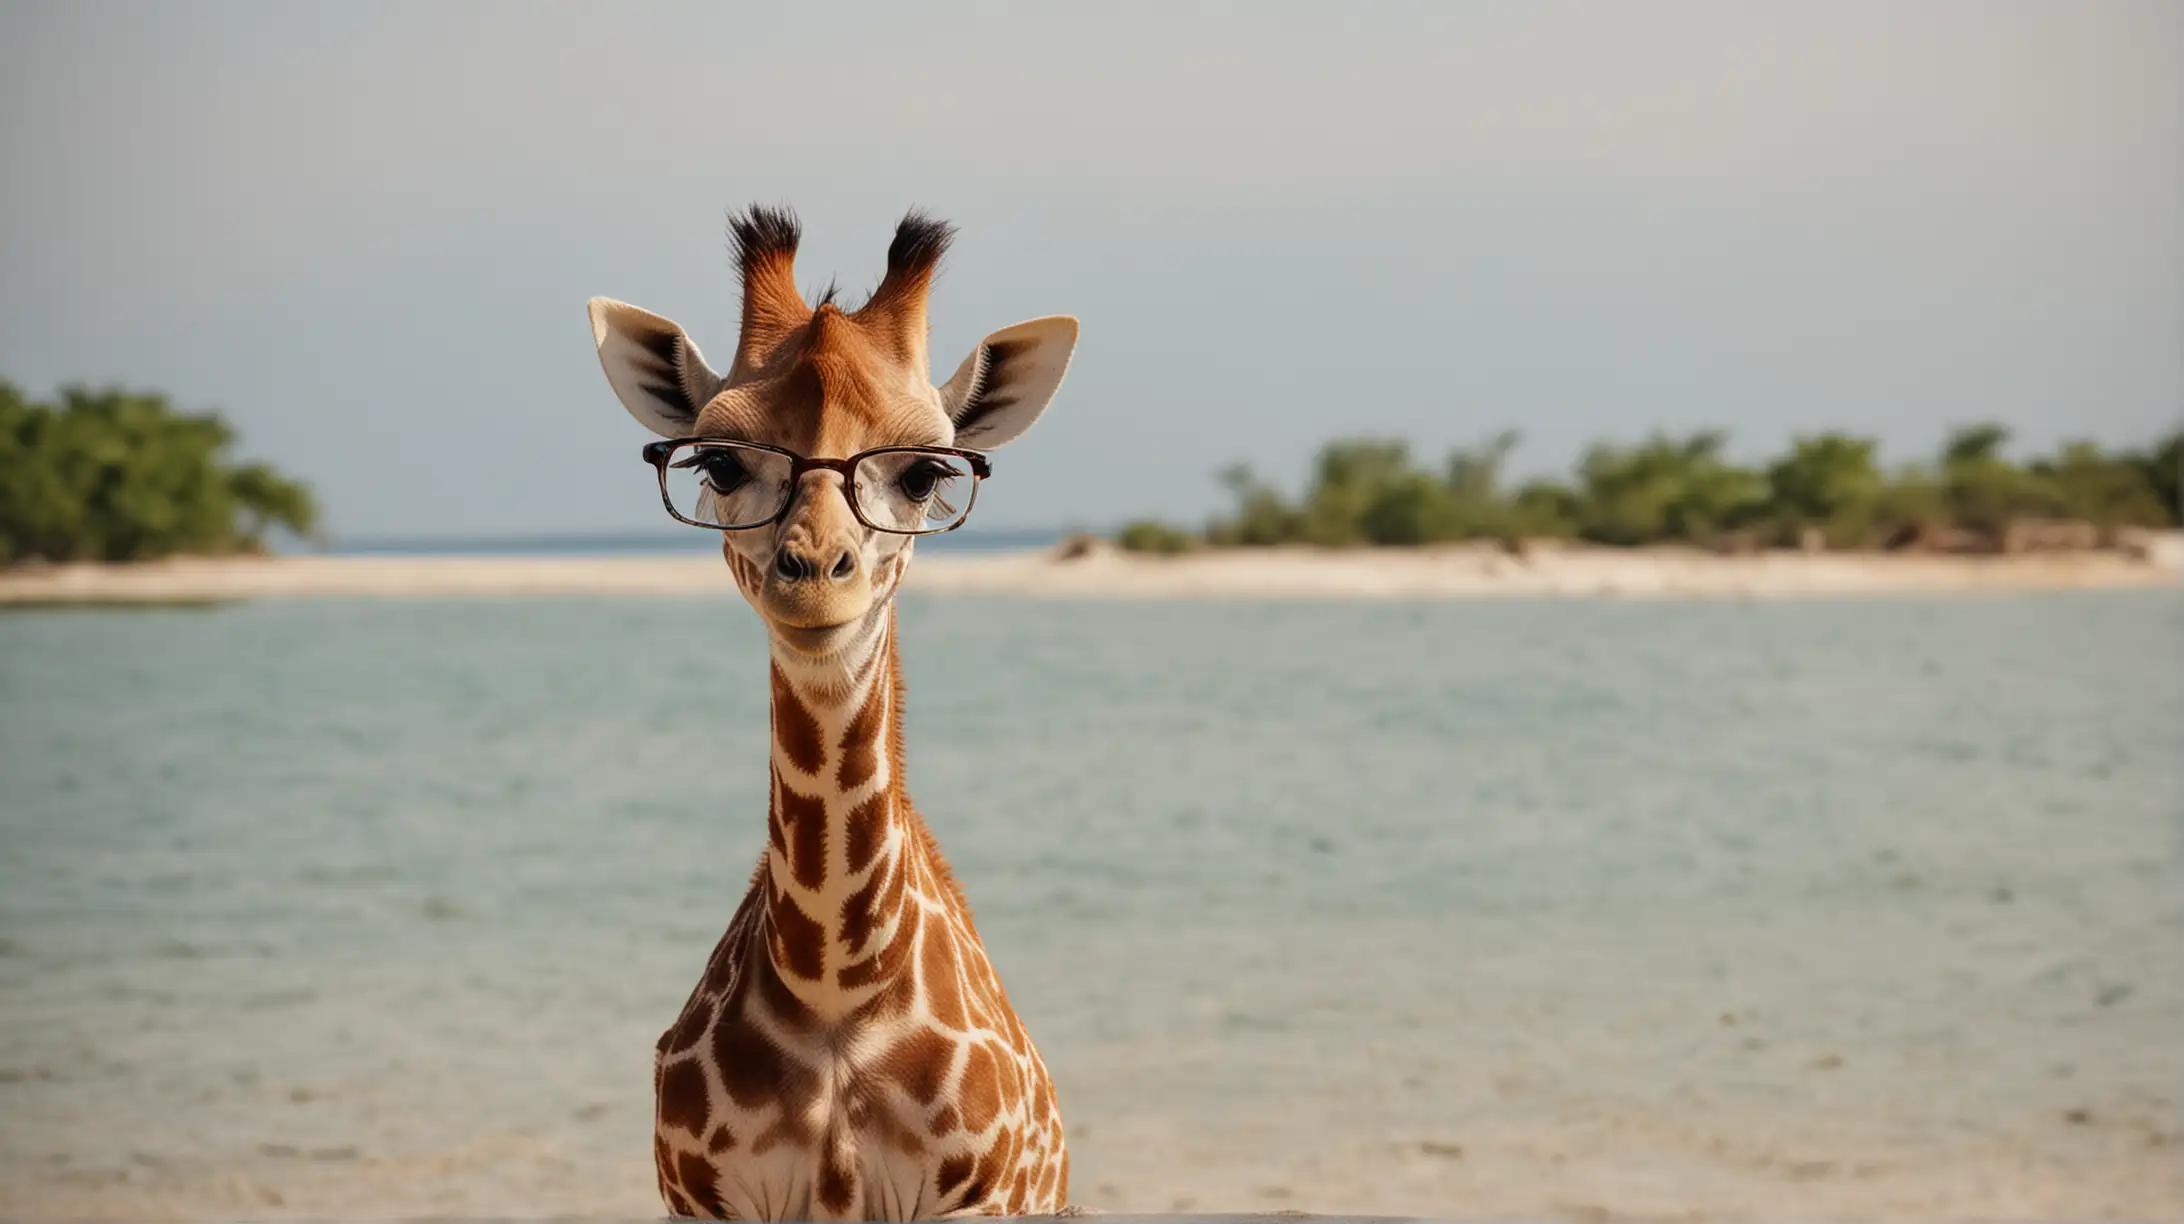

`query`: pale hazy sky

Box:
[3,2,2178,539]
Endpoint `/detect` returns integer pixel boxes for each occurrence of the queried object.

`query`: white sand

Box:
[910,539,2182,599]
[1,540,2177,605]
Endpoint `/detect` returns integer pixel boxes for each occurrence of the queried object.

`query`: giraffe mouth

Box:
[758,574,876,654]
[770,617,864,657]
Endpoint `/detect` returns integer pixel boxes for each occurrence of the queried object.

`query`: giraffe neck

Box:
[761,607,919,1022]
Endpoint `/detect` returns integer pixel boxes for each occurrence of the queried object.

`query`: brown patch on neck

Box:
[842,792,889,876]
[714,970,815,1110]
[657,1060,709,1137]
[816,1142,859,1213]
[675,1150,726,1218]
[956,1043,1004,1132]
[935,1152,974,1199]
[882,1025,959,1106]
[765,875,825,981]
[921,913,967,1030]
[836,671,885,790]
[775,771,827,891]
[836,901,915,990]
[771,665,824,776]
[838,833,909,961]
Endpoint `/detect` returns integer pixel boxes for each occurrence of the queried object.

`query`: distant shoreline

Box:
[2,538,2177,604]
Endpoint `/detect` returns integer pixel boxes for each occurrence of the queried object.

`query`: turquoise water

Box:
[1,593,2179,1218]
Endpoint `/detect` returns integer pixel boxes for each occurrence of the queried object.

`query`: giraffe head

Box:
[588,207,1077,662]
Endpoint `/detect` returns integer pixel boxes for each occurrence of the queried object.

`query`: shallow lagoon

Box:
[1,592,2178,1218]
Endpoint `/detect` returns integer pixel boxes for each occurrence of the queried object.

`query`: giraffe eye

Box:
[851,450,978,532]
[699,452,751,493]
[672,447,751,494]
[896,458,954,502]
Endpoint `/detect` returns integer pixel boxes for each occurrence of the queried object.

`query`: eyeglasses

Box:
[641,439,992,536]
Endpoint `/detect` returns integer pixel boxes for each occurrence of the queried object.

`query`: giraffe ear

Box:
[936,316,1078,449]
[587,297,722,437]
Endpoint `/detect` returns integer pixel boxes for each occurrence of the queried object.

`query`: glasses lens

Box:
[661,442,793,529]
[854,450,978,533]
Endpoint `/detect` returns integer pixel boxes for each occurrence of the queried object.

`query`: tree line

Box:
[1117,425,2182,554]
[1,382,319,565]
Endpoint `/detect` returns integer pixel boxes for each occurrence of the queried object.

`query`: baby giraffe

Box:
[586,207,1077,1220]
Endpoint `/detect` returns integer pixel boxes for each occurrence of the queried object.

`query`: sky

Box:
[2,2,2178,540]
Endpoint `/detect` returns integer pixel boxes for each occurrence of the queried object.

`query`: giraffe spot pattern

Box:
[712,1002,795,1109]
[653,618,1068,1219]
[777,775,828,892]
[882,1024,958,1106]
[836,682,883,790]
[921,914,966,1030]
[771,665,825,775]
[657,1057,710,1136]
[767,879,826,981]
[676,1149,726,1218]
[660,996,709,1058]
[837,847,890,954]
[817,1143,859,1213]
[843,792,888,876]
[837,899,914,991]
[957,1042,1003,1133]
[1008,1167,1030,1214]
[754,956,816,1029]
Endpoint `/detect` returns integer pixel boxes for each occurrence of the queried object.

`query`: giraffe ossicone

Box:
[588,206,1078,1221]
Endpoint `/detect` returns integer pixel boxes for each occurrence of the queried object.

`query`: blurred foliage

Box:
[1121,423,2182,552]
[1114,519,1196,555]
[1573,431,1769,547]
[0,381,319,564]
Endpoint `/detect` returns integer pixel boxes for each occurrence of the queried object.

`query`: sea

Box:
[1,589,2178,1220]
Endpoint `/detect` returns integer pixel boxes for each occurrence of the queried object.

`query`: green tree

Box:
[1509,479,1581,538]
[2030,439,2176,533]
[1937,422,2056,541]
[1155,421,2178,554]
[1870,465,1949,547]
[1115,519,1195,554]
[0,382,318,564]
[1436,430,1523,541]
[1300,439,1419,546]
[2128,430,2182,526]
[228,462,321,543]
[1576,431,1766,546]
[1764,433,1884,548]
[1204,463,1301,546]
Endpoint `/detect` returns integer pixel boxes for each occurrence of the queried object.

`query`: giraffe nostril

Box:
[773,549,809,583]
[828,550,856,583]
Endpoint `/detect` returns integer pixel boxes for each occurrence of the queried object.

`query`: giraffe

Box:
[585,206,1079,1221]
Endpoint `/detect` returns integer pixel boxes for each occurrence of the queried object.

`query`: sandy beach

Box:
[1,539,2178,605]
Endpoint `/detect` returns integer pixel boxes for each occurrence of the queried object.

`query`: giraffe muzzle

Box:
[758,547,877,657]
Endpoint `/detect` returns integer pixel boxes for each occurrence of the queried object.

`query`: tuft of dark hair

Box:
[726,204,801,276]
[885,210,956,280]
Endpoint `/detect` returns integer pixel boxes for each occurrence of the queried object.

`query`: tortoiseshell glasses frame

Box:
[641,438,993,536]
